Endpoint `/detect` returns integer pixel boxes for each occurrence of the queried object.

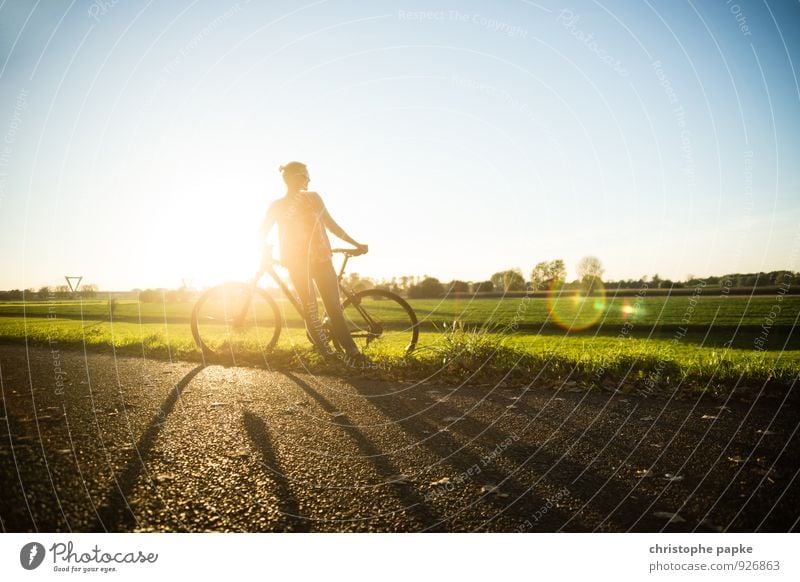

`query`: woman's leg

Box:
[287,266,335,355]
[310,260,361,356]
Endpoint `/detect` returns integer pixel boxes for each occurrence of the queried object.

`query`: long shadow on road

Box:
[345,378,574,530]
[344,377,686,531]
[93,365,205,531]
[243,411,309,532]
[281,371,590,530]
[279,371,445,531]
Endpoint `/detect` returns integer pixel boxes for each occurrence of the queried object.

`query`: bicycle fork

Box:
[341,292,383,343]
[231,282,257,327]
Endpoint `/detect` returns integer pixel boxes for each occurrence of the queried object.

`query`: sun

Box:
[139,152,268,291]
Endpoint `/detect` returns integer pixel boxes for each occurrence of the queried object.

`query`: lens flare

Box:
[619,297,647,321]
[546,279,607,331]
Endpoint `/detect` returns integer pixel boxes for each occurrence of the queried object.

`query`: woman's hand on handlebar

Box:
[331,245,368,256]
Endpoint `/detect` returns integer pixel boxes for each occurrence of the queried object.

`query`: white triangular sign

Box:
[65,276,83,293]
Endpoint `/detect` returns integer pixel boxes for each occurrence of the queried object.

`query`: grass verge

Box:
[1,315,797,400]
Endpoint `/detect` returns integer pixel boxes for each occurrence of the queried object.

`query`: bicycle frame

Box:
[243,251,379,334]
[191,247,417,358]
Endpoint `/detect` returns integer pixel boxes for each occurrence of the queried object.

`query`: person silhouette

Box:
[258,161,368,364]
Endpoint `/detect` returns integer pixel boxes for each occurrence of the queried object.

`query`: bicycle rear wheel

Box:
[341,289,418,355]
[191,282,281,363]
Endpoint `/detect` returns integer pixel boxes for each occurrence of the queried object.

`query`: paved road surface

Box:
[1,345,797,532]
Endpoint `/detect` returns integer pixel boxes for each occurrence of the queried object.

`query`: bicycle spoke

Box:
[192,284,281,361]
[341,290,418,356]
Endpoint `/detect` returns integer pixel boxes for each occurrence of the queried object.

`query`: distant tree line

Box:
[366,261,797,299]
[1,265,795,301]
[135,287,192,303]
[0,284,99,300]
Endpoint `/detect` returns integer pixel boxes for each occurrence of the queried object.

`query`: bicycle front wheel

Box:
[191,282,281,363]
[341,289,418,356]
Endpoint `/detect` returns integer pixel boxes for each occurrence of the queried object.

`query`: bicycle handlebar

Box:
[331,247,367,257]
[258,246,364,279]
[254,246,365,285]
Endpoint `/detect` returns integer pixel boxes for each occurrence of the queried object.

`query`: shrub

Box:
[408,277,445,298]
[471,281,494,293]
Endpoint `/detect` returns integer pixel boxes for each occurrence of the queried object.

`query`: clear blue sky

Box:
[1,0,798,290]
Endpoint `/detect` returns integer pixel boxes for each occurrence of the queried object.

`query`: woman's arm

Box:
[256,203,279,271]
[257,203,277,244]
[314,193,367,250]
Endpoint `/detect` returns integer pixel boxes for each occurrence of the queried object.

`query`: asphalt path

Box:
[1,345,797,532]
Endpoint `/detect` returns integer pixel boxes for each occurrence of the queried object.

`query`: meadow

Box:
[1,291,797,396]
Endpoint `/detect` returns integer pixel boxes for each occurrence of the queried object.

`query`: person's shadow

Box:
[92,365,204,532]
[267,371,446,530]
[242,411,308,531]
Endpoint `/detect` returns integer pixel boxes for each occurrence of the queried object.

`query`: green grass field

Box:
[1,292,797,396]
[4,292,797,329]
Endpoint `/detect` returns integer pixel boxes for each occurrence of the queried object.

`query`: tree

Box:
[165,288,192,302]
[530,262,549,290]
[740,274,757,288]
[139,289,163,303]
[37,286,50,299]
[772,270,792,285]
[576,256,604,287]
[548,259,566,284]
[346,273,373,293]
[372,278,393,292]
[82,283,99,298]
[531,259,566,289]
[471,281,493,293]
[447,280,470,294]
[490,269,526,292]
[408,277,444,298]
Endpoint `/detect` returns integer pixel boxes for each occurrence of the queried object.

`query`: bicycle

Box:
[190,247,419,362]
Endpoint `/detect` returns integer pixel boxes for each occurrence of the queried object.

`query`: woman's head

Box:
[280,161,309,191]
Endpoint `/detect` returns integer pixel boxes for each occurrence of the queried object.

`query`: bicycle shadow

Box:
[92,364,205,532]
[343,377,684,531]
[277,370,446,531]
[343,378,575,529]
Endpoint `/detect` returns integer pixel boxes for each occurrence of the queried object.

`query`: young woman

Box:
[258,161,368,363]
